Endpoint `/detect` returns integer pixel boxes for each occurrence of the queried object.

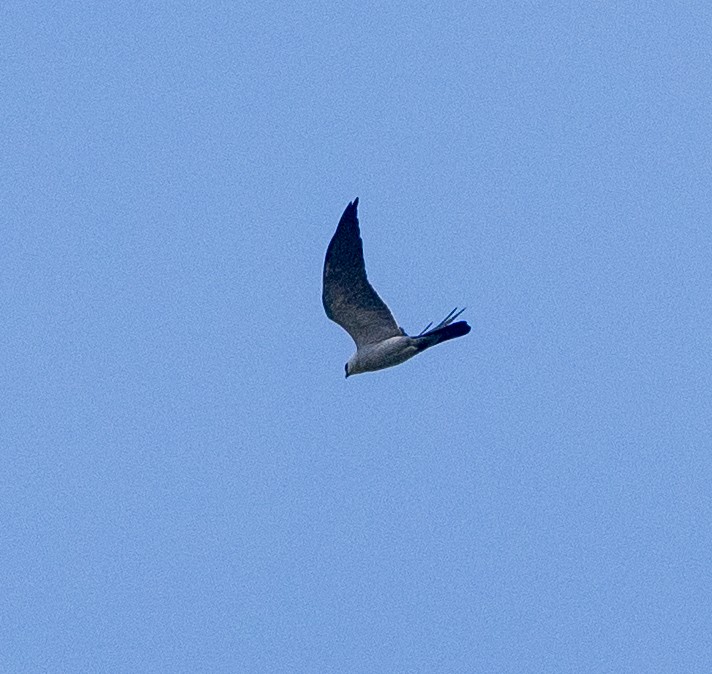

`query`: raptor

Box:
[322,198,471,377]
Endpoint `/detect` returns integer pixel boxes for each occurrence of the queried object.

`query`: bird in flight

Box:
[322,198,471,377]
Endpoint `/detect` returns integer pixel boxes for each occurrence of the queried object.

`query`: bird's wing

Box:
[322,199,402,347]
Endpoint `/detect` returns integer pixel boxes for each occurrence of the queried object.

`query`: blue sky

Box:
[3,2,711,671]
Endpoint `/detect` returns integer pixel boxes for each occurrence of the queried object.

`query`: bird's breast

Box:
[351,336,418,374]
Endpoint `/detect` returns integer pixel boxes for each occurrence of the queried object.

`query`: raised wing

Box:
[322,198,402,347]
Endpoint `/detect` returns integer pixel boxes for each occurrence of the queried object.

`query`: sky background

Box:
[3,2,711,671]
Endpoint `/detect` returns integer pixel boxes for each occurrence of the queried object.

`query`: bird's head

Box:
[345,353,361,378]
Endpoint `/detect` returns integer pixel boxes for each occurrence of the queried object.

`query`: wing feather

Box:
[322,199,401,347]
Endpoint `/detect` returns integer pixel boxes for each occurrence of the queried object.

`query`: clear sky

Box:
[3,2,711,672]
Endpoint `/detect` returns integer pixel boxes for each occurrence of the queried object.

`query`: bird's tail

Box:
[415,308,471,351]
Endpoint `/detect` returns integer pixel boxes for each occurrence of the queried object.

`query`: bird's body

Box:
[346,335,417,375]
[322,198,471,377]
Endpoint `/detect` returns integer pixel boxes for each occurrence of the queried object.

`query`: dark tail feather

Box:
[415,320,471,351]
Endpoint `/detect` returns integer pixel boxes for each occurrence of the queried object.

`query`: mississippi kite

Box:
[323,198,471,377]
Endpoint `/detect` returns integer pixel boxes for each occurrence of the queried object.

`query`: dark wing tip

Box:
[335,198,360,229]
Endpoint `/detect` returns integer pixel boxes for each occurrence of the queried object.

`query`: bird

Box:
[322,198,471,377]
